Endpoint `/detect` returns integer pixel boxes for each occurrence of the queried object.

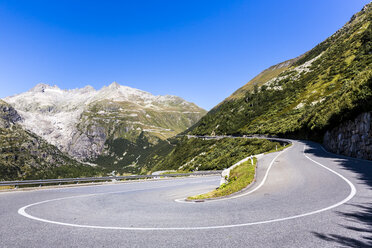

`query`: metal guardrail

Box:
[180,135,292,147]
[0,170,223,187]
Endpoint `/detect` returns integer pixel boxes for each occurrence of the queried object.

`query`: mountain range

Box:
[1,83,206,178]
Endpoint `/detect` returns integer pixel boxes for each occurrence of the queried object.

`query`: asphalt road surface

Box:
[1,140,372,247]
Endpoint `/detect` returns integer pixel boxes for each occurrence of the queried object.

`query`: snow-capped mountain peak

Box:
[29,83,60,93]
[3,82,206,160]
[108,81,120,89]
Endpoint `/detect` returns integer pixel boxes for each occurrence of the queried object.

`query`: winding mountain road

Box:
[1,140,372,247]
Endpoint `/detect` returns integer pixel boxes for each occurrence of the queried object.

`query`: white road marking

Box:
[175,145,292,203]
[18,142,357,230]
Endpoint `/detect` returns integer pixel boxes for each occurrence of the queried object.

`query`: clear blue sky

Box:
[0,0,370,110]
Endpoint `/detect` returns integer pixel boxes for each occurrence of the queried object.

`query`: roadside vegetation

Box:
[143,137,281,173]
[187,158,257,200]
[0,186,15,190]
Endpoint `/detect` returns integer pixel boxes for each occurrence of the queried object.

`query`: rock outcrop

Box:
[323,112,372,160]
[0,100,95,180]
[68,125,107,159]
[0,100,22,128]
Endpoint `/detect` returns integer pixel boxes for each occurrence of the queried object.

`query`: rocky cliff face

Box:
[0,100,97,180]
[324,112,372,160]
[0,100,22,128]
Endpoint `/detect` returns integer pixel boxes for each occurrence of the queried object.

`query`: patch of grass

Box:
[0,186,15,190]
[227,61,291,101]
[187,158,256,200]
[159,170,189,175]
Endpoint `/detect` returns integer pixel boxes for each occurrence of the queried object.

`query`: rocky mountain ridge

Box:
[0,100,22,128]
[4,82,206,173]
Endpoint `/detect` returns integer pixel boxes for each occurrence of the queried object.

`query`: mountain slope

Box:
[144,137,281,173]
[188,3,372,141]
[0,100,99,180]
[4,83,206,174]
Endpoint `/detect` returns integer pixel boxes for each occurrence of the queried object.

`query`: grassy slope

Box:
[188,4,372,141]
[226,58,299,101]
[188,158,256,200]
[144,137,280,173]
[91,134,174,174]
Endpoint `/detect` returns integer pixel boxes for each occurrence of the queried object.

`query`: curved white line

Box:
[18,143,357,230]
[175,145,292,203]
